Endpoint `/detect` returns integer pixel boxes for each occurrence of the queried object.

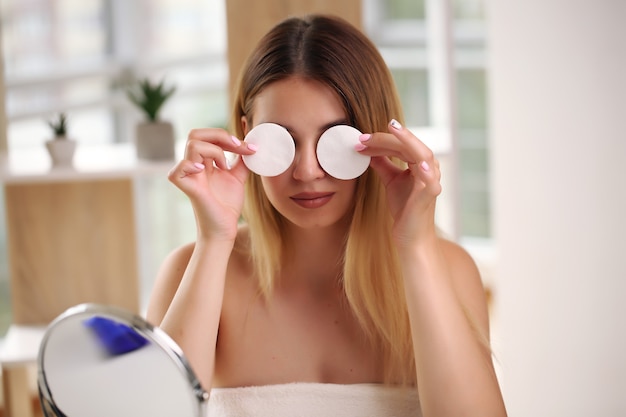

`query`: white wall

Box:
[0,26,7,152]
[487,1,626,416]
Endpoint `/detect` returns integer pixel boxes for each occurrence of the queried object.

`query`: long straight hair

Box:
[232,15,415,385]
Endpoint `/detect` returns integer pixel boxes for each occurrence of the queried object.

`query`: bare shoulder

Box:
[223,224,256,298]
[146,241,196,325]
[162,241,196,272]
[156,240,197,286]
[146,226,252,325]
[437,237,491,338]
[230,224,252,271]
[438,237,480,274]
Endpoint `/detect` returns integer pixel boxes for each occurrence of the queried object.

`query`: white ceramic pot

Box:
[135,121,176,161]
[45,137,77,167]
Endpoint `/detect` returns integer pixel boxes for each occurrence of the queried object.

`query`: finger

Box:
[356,133,412,162]
[356,120,436,167]
[227,154,250,184]
[167,159,206,182]
[185,139,232,170]
[411,160,442,197]
[370,150,442,197]
[187,128,256,157]
[369,156,404,186]
[387,119,436,168]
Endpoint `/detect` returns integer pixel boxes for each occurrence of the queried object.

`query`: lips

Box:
[290,192,334,209]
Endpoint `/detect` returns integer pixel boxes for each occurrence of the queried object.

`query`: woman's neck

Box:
[278,222,348,292]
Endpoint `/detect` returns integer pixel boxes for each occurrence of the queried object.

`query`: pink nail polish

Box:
[359,133,371,142]
[390,119,403,130]
[247,143,258,151]
[354,143,368,151]
[194,162,205,170]
[231,136,242,146]
[420,161,430,171]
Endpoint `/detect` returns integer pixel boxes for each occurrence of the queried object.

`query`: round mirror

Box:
[37,303,208,417]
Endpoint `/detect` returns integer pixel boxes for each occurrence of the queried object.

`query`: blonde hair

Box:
[231,15,415,385]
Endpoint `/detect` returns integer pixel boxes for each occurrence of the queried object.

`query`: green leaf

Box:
[47,113,68,137]
[127,78,176,122]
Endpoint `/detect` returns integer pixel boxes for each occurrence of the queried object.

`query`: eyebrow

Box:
[279,118,350,137]
[319,118,350,132]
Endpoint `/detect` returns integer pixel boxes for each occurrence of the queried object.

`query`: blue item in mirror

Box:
[83,316,149,355]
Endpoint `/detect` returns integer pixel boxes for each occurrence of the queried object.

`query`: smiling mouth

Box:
[290,192,334,208]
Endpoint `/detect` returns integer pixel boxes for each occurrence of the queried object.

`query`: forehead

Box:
[252,77,347,128]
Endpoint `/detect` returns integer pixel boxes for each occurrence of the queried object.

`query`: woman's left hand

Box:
[357,119,442,246]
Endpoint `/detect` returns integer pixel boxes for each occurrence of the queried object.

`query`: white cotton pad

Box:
[242,123,295,177]
[316,125,370,180]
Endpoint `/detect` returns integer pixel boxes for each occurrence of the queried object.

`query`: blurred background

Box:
[0,0,624,416]
[0,0,491,323]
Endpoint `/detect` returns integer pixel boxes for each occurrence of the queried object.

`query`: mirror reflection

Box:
[37,304,207,417]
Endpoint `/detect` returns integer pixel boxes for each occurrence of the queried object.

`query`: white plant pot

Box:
[45,137,77,167]
[135,121,176,161]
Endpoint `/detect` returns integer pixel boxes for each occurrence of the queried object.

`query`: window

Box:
[365,0,491,240]
[0,0,227,336]
[1,0,229,150]
[453,0,490,239]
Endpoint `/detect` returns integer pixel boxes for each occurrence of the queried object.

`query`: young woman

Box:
[147,14,506,417]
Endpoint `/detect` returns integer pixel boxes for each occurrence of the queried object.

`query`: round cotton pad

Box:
[242,123,295,177]
[316,125,371,180]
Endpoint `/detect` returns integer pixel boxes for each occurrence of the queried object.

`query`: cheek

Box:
[341,181,359,206]
[260,176,284,207]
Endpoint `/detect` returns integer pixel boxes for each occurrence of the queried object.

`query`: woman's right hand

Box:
[167,128,256,241]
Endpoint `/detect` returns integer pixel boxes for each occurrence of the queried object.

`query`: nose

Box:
[292,144,325,181]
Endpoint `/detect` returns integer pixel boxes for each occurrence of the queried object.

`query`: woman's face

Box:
[243,77,358,230]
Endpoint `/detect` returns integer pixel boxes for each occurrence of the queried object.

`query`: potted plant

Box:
[127,78,177,160]
[45,112,76,167]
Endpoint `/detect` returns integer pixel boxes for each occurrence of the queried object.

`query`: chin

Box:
[282,209,352,232]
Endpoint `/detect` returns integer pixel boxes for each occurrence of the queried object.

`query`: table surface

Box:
[0,325,47,367]
[0,143,178,184]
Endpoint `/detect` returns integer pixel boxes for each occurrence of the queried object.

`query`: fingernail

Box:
[194,162,205,170]
[354,143,368,151]
[247,143,258,151]
[231,136,242,146]
[359,133,371,142]
[390,119,403,130]
[420,161,430,171]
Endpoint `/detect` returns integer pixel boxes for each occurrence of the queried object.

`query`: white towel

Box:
[208,382,421,417]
